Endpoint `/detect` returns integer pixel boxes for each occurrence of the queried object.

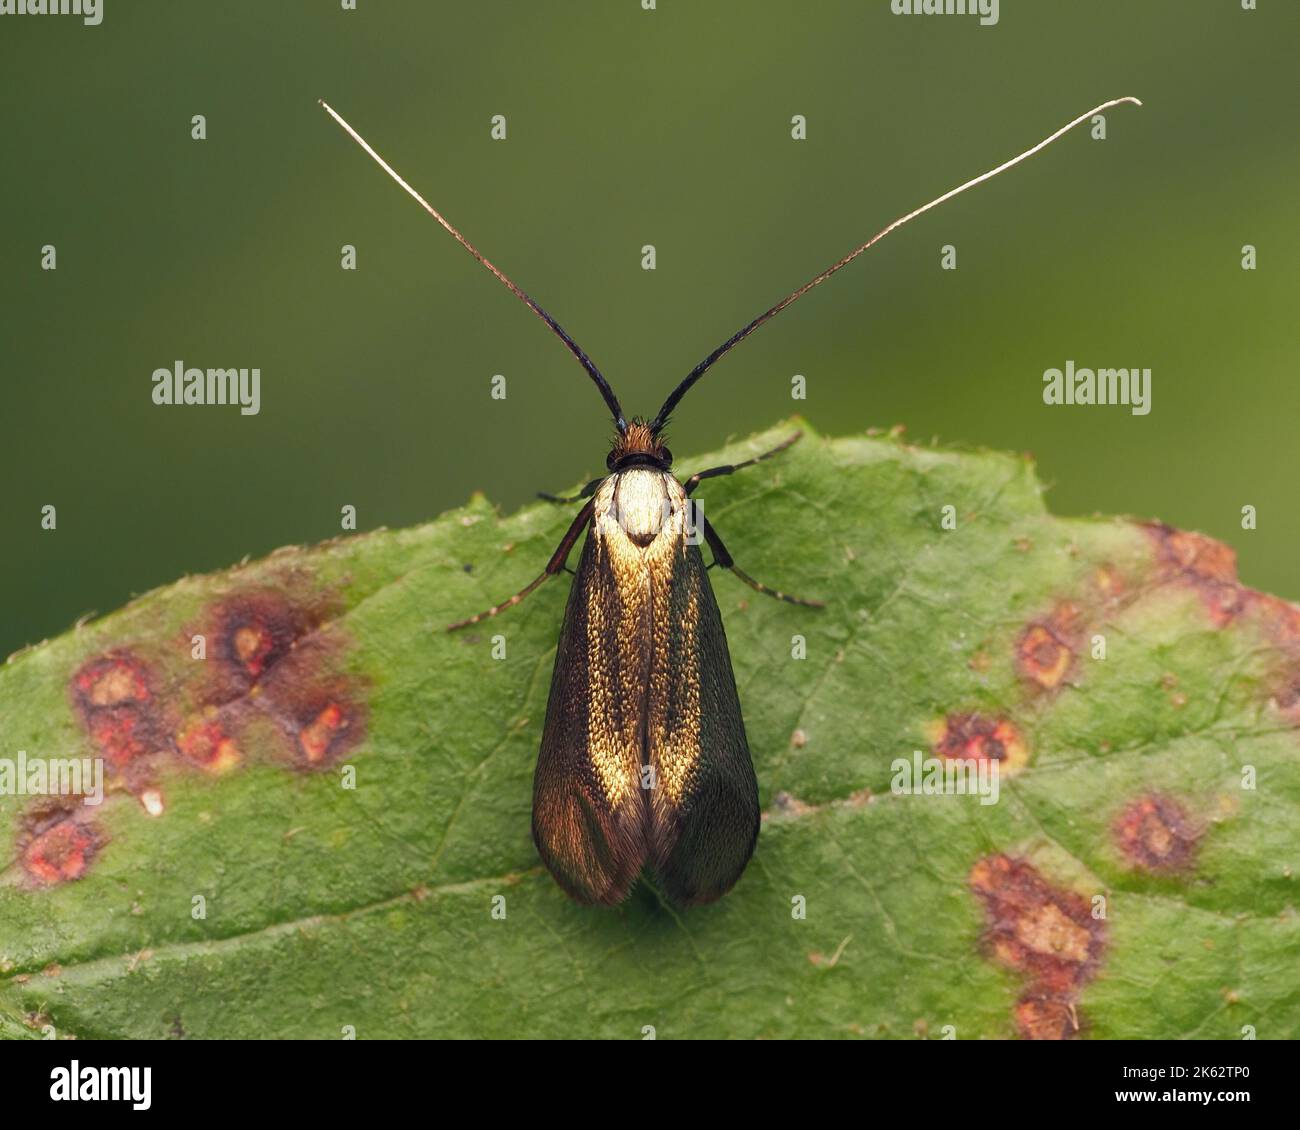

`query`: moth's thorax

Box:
[595,468,685,549]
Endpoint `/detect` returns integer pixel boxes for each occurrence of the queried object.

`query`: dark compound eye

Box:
[660,447,672,466]
[606,450,618,471]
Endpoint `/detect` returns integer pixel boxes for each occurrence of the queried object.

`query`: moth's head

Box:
[607,418,672,472]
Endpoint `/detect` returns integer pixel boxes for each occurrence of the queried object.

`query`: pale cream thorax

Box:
[593,468,687,553]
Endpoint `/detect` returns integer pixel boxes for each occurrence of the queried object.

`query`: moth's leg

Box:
[446,500,594,631]
[684,431,802,496]
[538,477,604,504]
[701,515,824,608]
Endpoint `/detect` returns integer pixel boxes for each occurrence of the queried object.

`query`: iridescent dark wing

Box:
[531,519,649,906]
[645,535,759,906]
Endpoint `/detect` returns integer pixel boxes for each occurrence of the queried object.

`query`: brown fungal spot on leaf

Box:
[1015,996,1078,1041]
[206,590,316,694]
[70,652,169,772]
[233,623,275,677]
[83,710,157,769]
[1147,524,1237,583]
[930,713,1028,775]
[62,585,366,814]
[1016,602,1083,691]
[1019,625,1070,687]
[297,701,353,765]
[254,641,368,769]
[1144,523,1247,627]
[74,654,150,708]
[189,587,366,771]
[1113,793,1200,873]
[1250,591,1300,643]
[1240,592,1300,725]
[18,804,103,886]
[254,680,367,770]
[176,715,241,773]
[1199,583,1249,627]
[969,854,1104,1040]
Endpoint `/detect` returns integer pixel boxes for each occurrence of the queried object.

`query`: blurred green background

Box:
[3,0,1296,658]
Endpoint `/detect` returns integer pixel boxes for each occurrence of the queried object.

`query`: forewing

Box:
[532,518,649,905]
[646,537,759,906]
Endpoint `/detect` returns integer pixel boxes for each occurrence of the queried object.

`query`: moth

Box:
[321,96,1140,906]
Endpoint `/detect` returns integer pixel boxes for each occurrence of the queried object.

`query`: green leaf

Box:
[2,420,1297,1040]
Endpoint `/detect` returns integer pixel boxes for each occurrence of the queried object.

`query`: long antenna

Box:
[651,96,1143,433]
[319,99,627,432]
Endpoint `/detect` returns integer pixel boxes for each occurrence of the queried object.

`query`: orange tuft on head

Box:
[607,419,671,470]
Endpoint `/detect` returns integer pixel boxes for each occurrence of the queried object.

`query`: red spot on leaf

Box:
[300,702,346,763]
[176,716,241,773]
[1148,525,1236,583]
[248,631,367,769]
[293,698,361,767]
[1113,794,1200,873]
[969,854,1104,1040]
[19,807,103,887]
[83,709,151,768]
[191,587,366,770]
[71,652,167,770]
[210,592,312,691]
[232,623,275,678]
[73,654,150,709]
[1016,602,1084,691]
[1240,592,1300,726]
[1145,523,1246,627]
[1251,592,1300,643]
[933,713,1027,773]
[1015,996,1079,1042]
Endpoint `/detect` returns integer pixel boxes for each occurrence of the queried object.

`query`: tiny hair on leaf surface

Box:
[1,420,1297,1039]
